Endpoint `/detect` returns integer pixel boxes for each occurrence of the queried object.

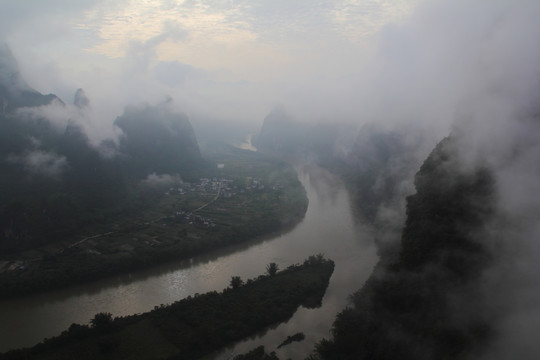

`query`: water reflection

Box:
[210,165,378,359]
[0,164,378,355]
[236,134,257,152]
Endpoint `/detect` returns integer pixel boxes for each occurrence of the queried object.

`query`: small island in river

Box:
[2,255,334,360]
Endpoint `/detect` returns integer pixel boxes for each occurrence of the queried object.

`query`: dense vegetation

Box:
[312,136,496,360]
[233,346,279,360]
[0,143,307,298]
[0,45,208,257]
[114,103,202,178]
[2,256,334,360]
[0,49,307,298]
[0,103,206,256]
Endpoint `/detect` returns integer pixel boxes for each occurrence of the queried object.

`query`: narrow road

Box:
[32,183,223,256]
[68,231,116,248]
[192,182,222,213]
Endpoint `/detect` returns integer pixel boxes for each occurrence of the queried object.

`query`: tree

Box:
[266,262,279,276]
[230,276,243,289]
[90,312,113,329]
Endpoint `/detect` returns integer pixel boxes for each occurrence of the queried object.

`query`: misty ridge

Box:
[230,1,540,358]
[0,44,204,254]
[2,0,540,359]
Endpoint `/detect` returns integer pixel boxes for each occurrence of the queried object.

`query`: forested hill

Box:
[0,45,204,255]
[0,102,204,255]
[254,107,356,160]
[114,103,202,178]
[314,136,497,360]
[254,107,304,153]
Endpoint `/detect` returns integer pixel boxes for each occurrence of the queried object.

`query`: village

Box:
[0,175,287,275]
[162,176,284,227]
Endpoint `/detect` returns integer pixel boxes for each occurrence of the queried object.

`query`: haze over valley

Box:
[2,1,540,359]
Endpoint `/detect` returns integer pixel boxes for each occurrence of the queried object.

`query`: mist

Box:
[3,0,540,358]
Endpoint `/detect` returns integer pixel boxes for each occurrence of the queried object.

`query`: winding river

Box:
[0,164,379,359]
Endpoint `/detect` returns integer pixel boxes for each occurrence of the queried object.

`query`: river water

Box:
[0,164,379,358]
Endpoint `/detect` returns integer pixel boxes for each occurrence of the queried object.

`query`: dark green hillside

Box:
[0,131,126,254]
[0,43,135,254]
[115,103,203,178]
[0,116,126,253]
[0,141,307,298]
[400,137,494,275]
[0,46,308,298]
[313,136,496,360]
[0,48,206,256]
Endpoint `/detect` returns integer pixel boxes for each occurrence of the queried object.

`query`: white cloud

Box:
[142,172,181,186]
[8,150,67,177]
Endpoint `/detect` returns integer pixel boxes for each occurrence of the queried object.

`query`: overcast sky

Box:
[2,0,540,145]
[0,0,421,129]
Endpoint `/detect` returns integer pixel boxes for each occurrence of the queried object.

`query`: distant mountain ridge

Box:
[0,44,204,254]
[115,103,202,177]
[254,108,303,153]
[0,42,60,113]
[255,107,356,161]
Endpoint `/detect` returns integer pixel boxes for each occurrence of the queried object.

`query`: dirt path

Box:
[192,182,222,213]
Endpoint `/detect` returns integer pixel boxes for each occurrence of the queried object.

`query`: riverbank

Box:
[2,256,334,360]
[0,164,378,357]
[0,147,308,299]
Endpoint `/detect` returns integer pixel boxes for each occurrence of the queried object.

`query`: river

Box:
[0,164,379,358]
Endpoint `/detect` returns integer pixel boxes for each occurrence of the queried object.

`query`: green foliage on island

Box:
[2,256,334,360]
[277,332,305,349]
[312,136,496,360]
[266,262,279,276]
[233,346,280,360]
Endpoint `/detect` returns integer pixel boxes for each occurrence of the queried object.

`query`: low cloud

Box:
[8,150,67,177]
[16,94,122,147]
[141,172,182,187]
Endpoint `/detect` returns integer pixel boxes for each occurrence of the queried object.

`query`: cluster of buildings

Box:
[174,210,216,227]
[164,176,282,199]
[244,177,265,191]
[165,177,235,197]
[162,176,285,228]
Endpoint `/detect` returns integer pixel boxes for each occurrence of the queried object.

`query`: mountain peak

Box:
[0,42,32,93]
[73,88,90,108]
[0,42,61,112]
